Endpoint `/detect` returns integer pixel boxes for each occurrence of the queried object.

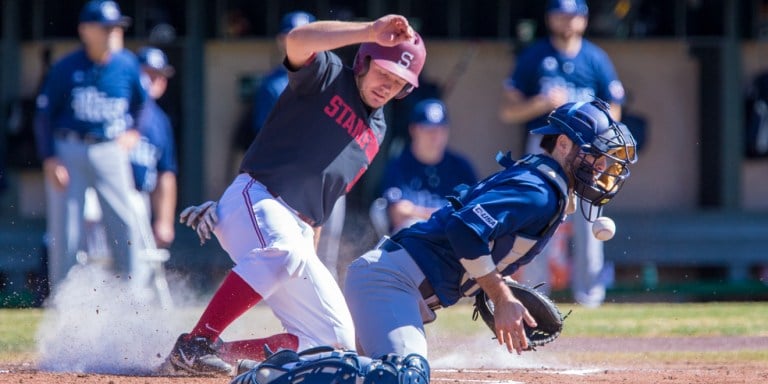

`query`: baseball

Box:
[592,216,616,241]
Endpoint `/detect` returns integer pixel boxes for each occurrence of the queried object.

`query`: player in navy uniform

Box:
[498,0,626,307]
[379,98,477,234]
[163,14,426,375]
[132,46,178,249]
[345,100,637,362]
[34,0,151,292]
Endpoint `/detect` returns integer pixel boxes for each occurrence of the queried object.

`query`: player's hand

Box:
[370,15,414,46]
[116,129,141,151]
[43,157,69,190]
[179,201,218,245]
[544,86,569,109]
[492,296,537,355]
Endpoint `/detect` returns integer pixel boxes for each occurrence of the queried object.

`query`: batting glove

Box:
[179,200,218,245]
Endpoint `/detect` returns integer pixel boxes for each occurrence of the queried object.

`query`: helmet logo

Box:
[398,51,414,69]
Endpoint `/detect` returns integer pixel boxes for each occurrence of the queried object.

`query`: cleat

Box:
[167,333,233,376]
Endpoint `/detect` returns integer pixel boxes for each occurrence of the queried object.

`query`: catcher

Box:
[343,99,637,362]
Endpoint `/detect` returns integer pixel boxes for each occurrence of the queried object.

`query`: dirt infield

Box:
[3,335,767,384]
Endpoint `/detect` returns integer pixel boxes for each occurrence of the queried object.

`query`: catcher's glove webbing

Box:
[473,279,570,350]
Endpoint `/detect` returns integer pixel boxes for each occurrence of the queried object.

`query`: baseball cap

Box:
[137,47,175,77]
[546,0,589,16]
[410,99,449,127]
[79,0,132,27]
[280,11,316,34]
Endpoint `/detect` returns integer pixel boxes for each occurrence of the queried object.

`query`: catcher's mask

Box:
[532,99,637,219]
[353,32,426,99]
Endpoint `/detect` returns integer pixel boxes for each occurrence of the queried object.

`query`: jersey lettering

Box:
[323,95,378,153]
[472,204,498,228]
[71,86,129,122]
[71,86,131,137]
[322,94,381,192]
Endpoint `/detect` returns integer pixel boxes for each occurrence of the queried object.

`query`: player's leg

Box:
[570,210,606,307]
[88,141,153,282]
[344,246,429,359]
[55,140,90,285]
[264,244,355,351]
[44,162,69,292]
[166,175,308,374]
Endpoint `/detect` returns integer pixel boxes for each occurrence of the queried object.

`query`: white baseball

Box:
[592,216,616,241]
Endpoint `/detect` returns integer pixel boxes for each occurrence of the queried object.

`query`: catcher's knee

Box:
[363,353,430,384]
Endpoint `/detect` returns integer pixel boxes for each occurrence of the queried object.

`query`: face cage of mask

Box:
[572,151,631,221]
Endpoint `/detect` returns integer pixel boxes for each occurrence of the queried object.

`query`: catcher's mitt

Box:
[473,279,570,350]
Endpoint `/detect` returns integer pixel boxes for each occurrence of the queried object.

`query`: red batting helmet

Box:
[353,32,427,99]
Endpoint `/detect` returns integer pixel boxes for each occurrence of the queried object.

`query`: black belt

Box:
[378,237,442,309]
[54,130,109,144]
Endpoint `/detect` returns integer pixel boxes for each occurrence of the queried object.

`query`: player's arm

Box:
[387,200,437,230]
[118,58,148,151]
[34,71,70,190]
[499,86,564,124]
[475,271,536,355]
[285,14,414,68]
[151,171,177,248]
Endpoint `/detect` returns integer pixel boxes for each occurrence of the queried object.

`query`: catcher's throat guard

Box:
[473,279,570,351]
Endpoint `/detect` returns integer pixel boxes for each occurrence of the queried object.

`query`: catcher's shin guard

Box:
[363,353,430,384]
[400,354,430,384]
[230,347,363,384]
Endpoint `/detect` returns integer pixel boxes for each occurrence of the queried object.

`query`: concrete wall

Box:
[13,39,768,218]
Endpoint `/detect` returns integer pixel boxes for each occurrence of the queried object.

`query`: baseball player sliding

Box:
[162,14,426,376]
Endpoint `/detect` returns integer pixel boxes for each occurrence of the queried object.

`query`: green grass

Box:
[431,301,768,338]
[3,302,768,361]
[0,308,44,360]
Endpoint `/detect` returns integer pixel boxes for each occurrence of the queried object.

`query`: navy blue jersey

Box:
[381,148,477,210]
[34,48,147,160]
[392,153,570,306]
[131,98,177,192]
[240,51,386,225]
[505,38,624,130]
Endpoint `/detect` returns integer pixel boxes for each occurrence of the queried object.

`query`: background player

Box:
[498,0,625,307]
[378,98,476,234]
[33,0,152,292]
[132,46,178,249]
[163,14,426,376]
[345,100,637,360]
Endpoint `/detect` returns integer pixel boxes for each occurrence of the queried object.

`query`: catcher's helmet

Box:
[353,32,426,99]
[532,99,637,213]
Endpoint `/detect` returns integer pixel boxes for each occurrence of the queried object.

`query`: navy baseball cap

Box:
[137,47,175,77]
[410,99,449,127]
[79,0,131,27]
[547,0,589,16]
[280,11,316,34]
